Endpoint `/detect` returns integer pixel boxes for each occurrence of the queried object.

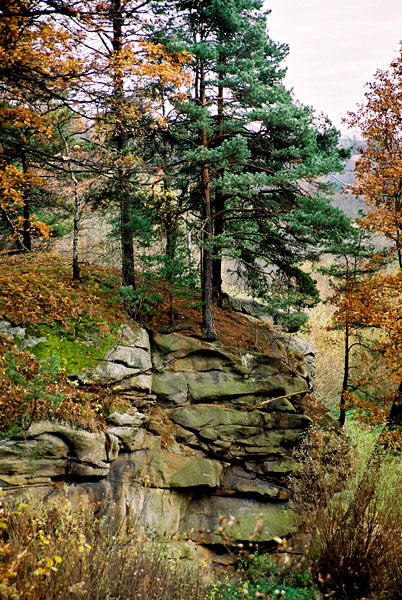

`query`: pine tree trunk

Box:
[200,58,216,341]
[112,0,135,290]
[166,215,178,325]
[212,191,224,305]
[120,195,135,289]
[212,50,225,306]
[201,163,216,340]
[72,187,80,281]
[61,127,80,280]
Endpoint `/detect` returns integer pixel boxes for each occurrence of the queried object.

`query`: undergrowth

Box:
[209,548,320,600]
[0,333,127,433]
[0,253,125,328]
[290,424,402,599]
[0,495,209,600]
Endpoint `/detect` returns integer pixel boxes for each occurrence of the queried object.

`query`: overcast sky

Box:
[264,0,401,133]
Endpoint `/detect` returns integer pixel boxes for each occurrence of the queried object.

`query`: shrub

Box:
[209,580,320,600]
[209,545,320,599]
[0,495,209,600]
[290,425,402,599]
[238,549,278,583]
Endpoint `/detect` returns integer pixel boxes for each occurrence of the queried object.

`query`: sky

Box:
[264,0,402,134]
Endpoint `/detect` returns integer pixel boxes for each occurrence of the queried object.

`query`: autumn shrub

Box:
[291,425,402,599]
[0,495,209,600]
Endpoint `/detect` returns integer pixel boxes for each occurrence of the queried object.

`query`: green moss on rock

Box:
[26,317,120,374]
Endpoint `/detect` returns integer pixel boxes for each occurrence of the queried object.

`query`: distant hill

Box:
[327,138,365,219]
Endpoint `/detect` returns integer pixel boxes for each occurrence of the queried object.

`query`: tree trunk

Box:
[165,213,178,325]
[201,163,216,340]
[72,187,80,281]
[339,321,350,427]
[112,0,135,290]
[386,380,402,430]
[212,49,225,306]
[61,127,80,280]
[200,58,216,341]
[212,191,224,305]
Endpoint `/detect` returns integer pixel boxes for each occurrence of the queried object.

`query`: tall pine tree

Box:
[152,0,350,337]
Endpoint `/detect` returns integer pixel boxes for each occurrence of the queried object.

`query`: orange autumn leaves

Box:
[346,45,401,266]
[0,1,82,246]
[0,1,193,248]
[333,47,402,427]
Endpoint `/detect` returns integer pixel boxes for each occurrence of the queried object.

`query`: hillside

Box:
[1,253,302,434]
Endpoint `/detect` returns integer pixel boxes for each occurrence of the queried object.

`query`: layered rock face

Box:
[0,325,313,568]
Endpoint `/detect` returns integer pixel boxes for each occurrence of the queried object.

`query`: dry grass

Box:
[297,271,344,415]
[0,252,125,328]
[298,267,396,421]
[145,281,278,353]
[0,252,283,354]
[0,495,210,600]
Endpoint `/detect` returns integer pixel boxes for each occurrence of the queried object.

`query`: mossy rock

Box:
[128,430,223,488]
[185,495,303,544]
[26,318,121,374]
[168,405,263,431]
[31,334,117,374]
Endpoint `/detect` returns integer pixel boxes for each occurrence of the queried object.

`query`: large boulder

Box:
[151,332,307,406]
[118,429,223,489]
[220,466,290,500]
[0,434,68,486]
[0,421,115,483]
[167,404,311,457]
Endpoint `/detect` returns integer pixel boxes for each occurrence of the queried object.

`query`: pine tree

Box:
[320,229,384,426]
[152,0,350,337]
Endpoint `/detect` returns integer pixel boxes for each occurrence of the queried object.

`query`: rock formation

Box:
[0,321,314,570]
